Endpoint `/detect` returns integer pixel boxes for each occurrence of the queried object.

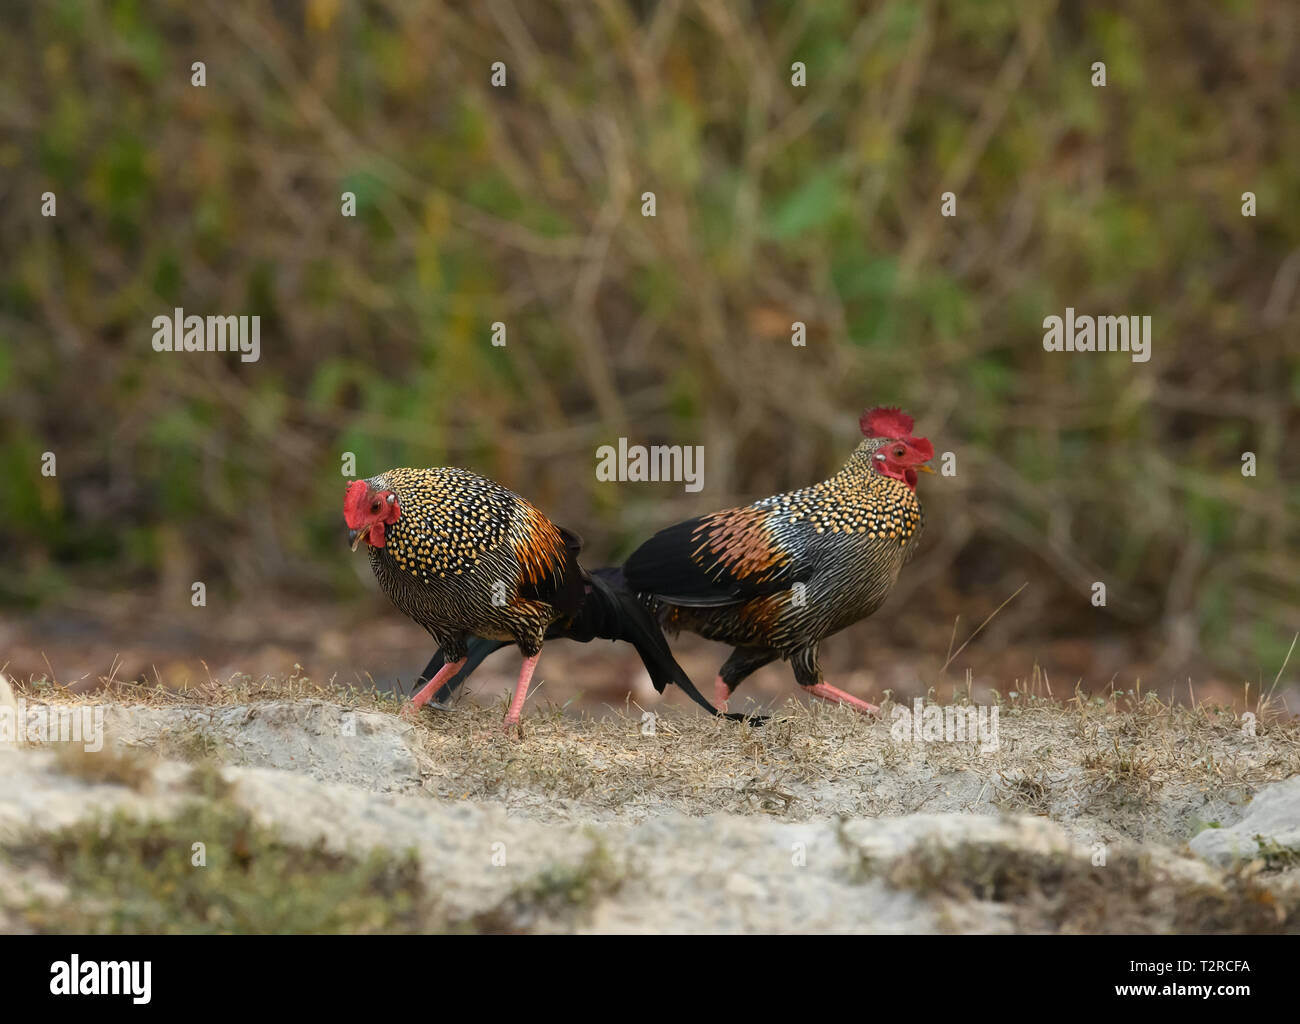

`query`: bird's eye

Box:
[894,447,906,458]
[370,501,380,513]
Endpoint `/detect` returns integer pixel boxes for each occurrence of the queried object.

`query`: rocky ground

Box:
[1,671,1298,933]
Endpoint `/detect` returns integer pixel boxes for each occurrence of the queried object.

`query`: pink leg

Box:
[807,682,879,716]
[502,653,540,735]
[405,657,467,715]
[713,675,730,712]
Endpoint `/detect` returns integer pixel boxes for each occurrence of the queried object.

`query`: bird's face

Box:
[858,406,935,491]
[872,436,935,491]
[343,479,401,551]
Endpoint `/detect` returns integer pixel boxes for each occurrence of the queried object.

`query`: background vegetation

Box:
[1,0,1296,687]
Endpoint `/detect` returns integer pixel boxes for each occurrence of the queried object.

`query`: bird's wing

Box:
[624,505,805,607]
[510,506,585,618]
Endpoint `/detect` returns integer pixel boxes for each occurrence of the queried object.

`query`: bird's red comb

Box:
[343,479,370,529]
[860,406,915,439]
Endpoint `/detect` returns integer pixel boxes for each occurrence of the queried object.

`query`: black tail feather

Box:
[577,568,718,713]
[412,566,763,723]
[580,568,764,723]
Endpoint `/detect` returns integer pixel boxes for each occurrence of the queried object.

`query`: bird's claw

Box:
[401,699,457,721]
[723,711,769,725]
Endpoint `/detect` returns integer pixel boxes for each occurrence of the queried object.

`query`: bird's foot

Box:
[807,682,879,716]
[500,653,539,740]
[401,700,453,720]
[404,658,468,718]
[713,675,730,713]
[501,713,524,740]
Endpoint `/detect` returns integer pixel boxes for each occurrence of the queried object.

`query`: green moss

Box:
[157,723,226,765]
[52,744,152,791]
[184,758,233,800]
[886,839,1299,934]
[1253,836,1300,872]
[508,837,624,918]
[3,797,628,935]
[6,803,438,934]
[471,836,627,933]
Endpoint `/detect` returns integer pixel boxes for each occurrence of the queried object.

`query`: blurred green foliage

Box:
[0,0,1296,674]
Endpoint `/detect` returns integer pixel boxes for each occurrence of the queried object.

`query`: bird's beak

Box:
[915,464,936,474]
[349,527,369,552]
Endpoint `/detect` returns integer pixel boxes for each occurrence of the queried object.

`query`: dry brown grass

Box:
[888,839,1298,934]
[11,671,1300,836]
[50,744,153,792]
[6,670,1300,934]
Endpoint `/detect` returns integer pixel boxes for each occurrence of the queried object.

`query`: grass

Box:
[10,672,1300,830]
[158,723,227,765]
[3,798,634,934]
[473,835,628,933]
[185,758,234,800]
[994,770,1051,814]
[5,802,436,934]
[3,673,1299,933]
[888,839,1299,934]
[1254,837,1300,872]
[51,744,153,791]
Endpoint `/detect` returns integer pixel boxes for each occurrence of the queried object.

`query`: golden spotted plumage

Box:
[349,466,742,722]
[361,467,583,662]
[624,430,929,695]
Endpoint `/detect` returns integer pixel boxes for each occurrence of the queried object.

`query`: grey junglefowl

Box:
[343,467,741,734]
[619,406,934,714]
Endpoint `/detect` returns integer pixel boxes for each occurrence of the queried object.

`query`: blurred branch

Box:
[898,0,1054,283]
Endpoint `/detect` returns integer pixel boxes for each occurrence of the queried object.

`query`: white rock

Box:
[1189,775,1300,866]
